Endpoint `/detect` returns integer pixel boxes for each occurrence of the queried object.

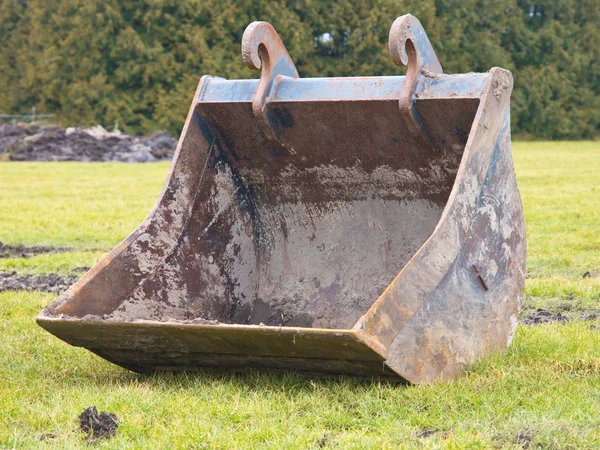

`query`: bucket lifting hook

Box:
[242,21,299,144]
[389,15,443,149]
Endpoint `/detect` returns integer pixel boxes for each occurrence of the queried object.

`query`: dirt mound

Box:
[0,123,176,162]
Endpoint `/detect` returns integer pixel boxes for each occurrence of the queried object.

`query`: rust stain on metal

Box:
[37,14,526,384]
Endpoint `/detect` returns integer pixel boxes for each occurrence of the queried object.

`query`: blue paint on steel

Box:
[199,73,487,104]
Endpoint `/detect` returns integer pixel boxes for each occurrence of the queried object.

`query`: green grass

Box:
[1,141,599,448]
[514,141,600,314]
[1,291,598,449]
[0,251,106,276]
[0,162,168,248]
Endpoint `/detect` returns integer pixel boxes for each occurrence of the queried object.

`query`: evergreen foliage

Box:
[1,0,598,139]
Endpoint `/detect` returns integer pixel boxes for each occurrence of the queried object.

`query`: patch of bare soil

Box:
[522,309,570,325]
[0,271,78,293]
[516,429,534,448]
[79,406,118,444]
[581,313,599,321]
[417,428,449,439]
[522,309,600,326]
[0,241,71,258]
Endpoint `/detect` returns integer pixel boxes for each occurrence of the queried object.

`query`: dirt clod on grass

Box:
[522,309,570,326]
[416,428,448,439]
[516,429,534,448]
[0,241,71,258]
[315,433,331,447]
[0,271,77,293]
[0,122,176,162]
[79,406,118,443]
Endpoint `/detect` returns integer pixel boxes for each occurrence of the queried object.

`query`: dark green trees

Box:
[1,0,598,139]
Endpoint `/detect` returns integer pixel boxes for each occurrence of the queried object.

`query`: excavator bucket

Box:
[37,15,526,384]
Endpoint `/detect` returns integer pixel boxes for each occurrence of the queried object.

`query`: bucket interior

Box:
[59,95,479,330]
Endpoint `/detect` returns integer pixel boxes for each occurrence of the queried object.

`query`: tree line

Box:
[1,0,598,140]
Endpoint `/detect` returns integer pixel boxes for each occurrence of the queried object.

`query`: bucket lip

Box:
[37,313,354,333]
[36,314,389,361]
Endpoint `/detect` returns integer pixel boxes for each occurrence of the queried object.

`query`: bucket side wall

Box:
[384,109,526,383]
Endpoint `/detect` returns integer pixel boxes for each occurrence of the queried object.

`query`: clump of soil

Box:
[0,122,176,162]
[417,429,448,439]
[79,406,118,444]
[315,433,331,447]
[0,271,77,293]
[0,241,71,258]
[516,429,534,448]
[522,309,570,326]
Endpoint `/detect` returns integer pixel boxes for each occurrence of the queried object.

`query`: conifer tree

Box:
[1,0,597,139]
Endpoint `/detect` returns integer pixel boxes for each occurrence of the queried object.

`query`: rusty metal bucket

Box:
[37,15,526,384]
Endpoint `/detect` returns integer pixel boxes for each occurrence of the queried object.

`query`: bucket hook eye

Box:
[242,22,298,128]
[389,15,442,103]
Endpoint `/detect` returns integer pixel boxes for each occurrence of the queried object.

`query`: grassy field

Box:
[1,141,599,448]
